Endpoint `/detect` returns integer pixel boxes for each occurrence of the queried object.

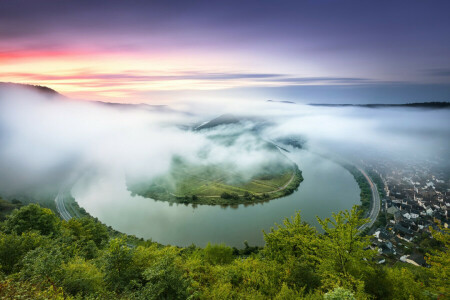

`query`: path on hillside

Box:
[265,170,296,194]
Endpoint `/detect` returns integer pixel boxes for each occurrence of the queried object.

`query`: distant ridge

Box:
[195,114,240,130]
[0,82,179,113]
[309,102,450,109]
[267,99,295,104]
[0,82,61,97]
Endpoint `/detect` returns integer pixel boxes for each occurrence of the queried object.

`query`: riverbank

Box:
[342,164,372,217]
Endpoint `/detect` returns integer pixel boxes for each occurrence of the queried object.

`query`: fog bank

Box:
[0,85,449,202]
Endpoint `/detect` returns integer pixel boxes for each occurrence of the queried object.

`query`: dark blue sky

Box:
[1,0,449,103]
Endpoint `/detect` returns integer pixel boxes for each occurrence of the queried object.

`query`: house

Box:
[410,210,420,219]
[387,206,399,215]
[379,241,396,255]
[394,224,413,237]
[394,211,403,222]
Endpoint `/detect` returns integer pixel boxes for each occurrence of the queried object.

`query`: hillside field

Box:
[128,156,303,205]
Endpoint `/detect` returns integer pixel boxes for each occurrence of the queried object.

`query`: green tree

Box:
[317,206,375,293]
[103,238,136,292]
[61,217,109,259]
[141,256,189,300]
[230,257,285,298]
[204,243,233,265]
[324,287,356,300]
[0,231,45,274]
[5,204,60,236]
[20,244,65,287]
[263,211,320,266]
[0,278,68,300]
[285,260,321,293]
[426,226,449,297]
[383,267,427,300]
[262,211,323,294]
[61,256,105,296]
[274,282,303,300]
[62,217,108,247]
[133,244,180,275]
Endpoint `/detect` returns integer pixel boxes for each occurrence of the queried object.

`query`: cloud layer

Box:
[0,85,449,201]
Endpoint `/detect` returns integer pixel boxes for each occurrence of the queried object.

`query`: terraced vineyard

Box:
[128,155,303,205]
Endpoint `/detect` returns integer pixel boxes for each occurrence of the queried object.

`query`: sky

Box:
[1,0,450,103]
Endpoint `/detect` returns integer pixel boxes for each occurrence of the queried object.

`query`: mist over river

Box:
[72,150,360,247]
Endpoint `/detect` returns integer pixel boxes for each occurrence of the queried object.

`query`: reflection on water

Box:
[72,150,360,247]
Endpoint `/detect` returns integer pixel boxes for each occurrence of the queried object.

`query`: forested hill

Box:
[0,201,448,299]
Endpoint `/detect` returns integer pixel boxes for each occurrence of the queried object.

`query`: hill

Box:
[195,113,242,130]
[128,156,302,205]
[0,82,61,98]
[128,115,303,205]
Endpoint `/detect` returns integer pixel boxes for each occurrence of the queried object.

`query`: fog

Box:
[0,85,449,203]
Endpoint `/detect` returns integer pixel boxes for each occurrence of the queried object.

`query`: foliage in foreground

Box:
[0,203,447,299]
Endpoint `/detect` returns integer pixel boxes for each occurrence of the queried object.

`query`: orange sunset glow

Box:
[0,50,265,101]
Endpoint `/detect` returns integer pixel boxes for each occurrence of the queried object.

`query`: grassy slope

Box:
[129,157,303,206]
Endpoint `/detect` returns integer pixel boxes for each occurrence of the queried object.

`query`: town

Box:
[363,157,449,267]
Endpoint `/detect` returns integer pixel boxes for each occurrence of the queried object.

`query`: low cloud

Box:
[0,85,288,197]
[0,84,449,201]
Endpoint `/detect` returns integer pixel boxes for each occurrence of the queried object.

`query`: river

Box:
[72,149,360,247]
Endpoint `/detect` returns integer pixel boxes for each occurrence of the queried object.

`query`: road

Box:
[55,188,72,221]
[357,167,381,232]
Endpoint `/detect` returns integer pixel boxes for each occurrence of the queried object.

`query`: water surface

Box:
[72,150,360,247]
